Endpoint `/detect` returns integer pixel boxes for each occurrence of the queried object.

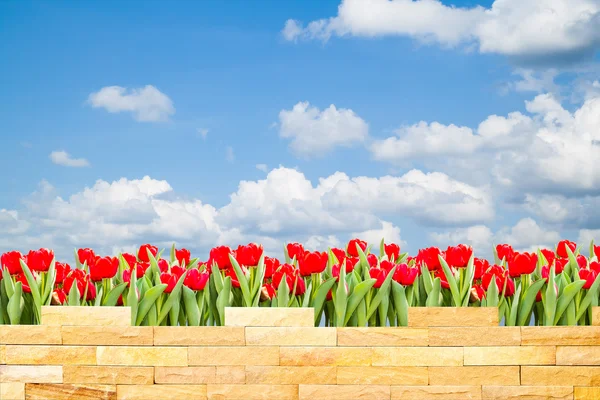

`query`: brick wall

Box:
[1,306,599,400]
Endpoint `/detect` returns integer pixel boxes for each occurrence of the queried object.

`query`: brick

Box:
[154,366,216,384]
[41,306,130,326]
[1,344,5,364]
[408,307,498,327]
[116,385,207,400]
[215,366,245,384]
[337,328,428,347]
[0,325,61,344]
[97,346,187,366]
[428,366,520,385]
[189,346,278,366]
[557,345,600,365]
[25,383,116,400]
[481,386,573,400]
[63,366,154,385]
[428,327,520,347]
[574,387,600,400]
[372,347,463,366]
[337,366,427,385]
[299,385,389,400]
[207,384,298,400]
[245,327,336,346]
[521,366,600,386]
[391,386,481,400]
[4,345,95,365]
[522,326,600,345]
[62,326,153,346]
[0,366,63,383]
[464,346,555,365]
[246,366,336,384]
[1,382,24,400]
[593,307,600,326]
[225,307,313,327]
[280,347,372,366]
[154,326,244,346]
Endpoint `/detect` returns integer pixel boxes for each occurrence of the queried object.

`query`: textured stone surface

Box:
[1,344,5,364]
[280,347,372,366]
[428,366,520,385]
[1,382,25,400]
[337,328,428,347]
[215,366,245,384]
[225,307,313,327]
[41,306,130,326]
[372,347,463,366]
[63,366,154,385]
[593,307,600,326]
[337,366,427,385]
[154,366,216,384]
[0,366,63,383]
[153,326,245,346]
[25,383,116,400]
[299,384,390,400]
[428,327,520,347]
[189,346,279,366]
[4,345,96,365]
[116,385,207,400]
[96,346,187,366]
[0,326,62,344]
[522,326,600,346]
[481,386,573,400]
[574,387,600,400]
[245,327,336,346]
[391,386,481,400]
[521,366,600,386]
[62,326,153,346]
[557,345,600,365]
[408,307,498,327]
[207,384,299,400]
[464,346,555,365]
[245,366,336,384]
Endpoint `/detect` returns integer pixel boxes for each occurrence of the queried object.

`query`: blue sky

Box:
[1,0,600,261]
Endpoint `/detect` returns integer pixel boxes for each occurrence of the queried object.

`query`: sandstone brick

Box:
[207,384,298,400]
[154,326,245,346]
[337,328,428,347]
[557,345,600,365]
[154,366,216,384]
[4,345,95,365]
[63,366,154,385]
[428,327,520,347]
[464,346,555,365]
[521,366,600,386]
[299,384,389,400]
[62,326,153,346]
[189,346,279,366]
[1,382,24,400]
[41,306,130,326]
[391,386,481,400]
[225,307,313,327]
[574,387,600,400]
[372,347,463,366]
[522,326,600,346]
[428,366,520,385]
[0,366,63,383]
[116,384,207,400]
[215,366,246,384]
[337,366,427,385]
[25,383,116,400]
[481,386,573,400]
[408,307,498,327]
[593,307,600,326]
[1,344,5,364]
[280,347,372,366]
[0,325,62,345]
[97,346,187,366]
[246,366,336,384]
[245,327,336,346]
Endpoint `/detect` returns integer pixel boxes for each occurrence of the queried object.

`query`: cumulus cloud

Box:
[49,151,90,168]
[88,85,175,122]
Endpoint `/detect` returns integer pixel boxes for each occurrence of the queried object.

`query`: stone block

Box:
[63,366,154,385]
[428,366,520,385]
[372,347,463,366]
[521,366,600,386]
[337,328,428,347]
[245,327,336,346]
[337,366,427,385]
[116,384,207,400]
[428,327,520,347]
[245,366,336,384]
[391,386,481,400]
[225,307,313,327]
[62,326,153,346]
[557,345,600,365]
[593,307,600,326]
[1,344,5,364]
[0,366,63,383]
[522,326,600,346]
[41,306,130,326]
[207,384,298,400]
[464,346,555,365]
[24,383,116,400]
[408,307,498,327]
[280,347,372,366]
[0,325,62,344]
[0,382,24,400]
[153,326,245,346]
[96,346,187,366]
[154,366,216,384]
[574,387,600,400]
[189,346,279,366]
[299,384,390,400]
[215,366,246,384]
[481,386,573,400]
[4,345,95,365]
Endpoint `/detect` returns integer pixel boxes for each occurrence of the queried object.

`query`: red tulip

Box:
[298,251,328,276]
[286,243,305,261]
[90,256,119,281]
[556,240,576,258]
[157,259,169,273]
[261,283,276,300]
[369,268,387,288]
[64,269,96,301]
[392,263,418,286]
[473,258,490,280]
[435,269,451,289]
[273,264,305,295]
[138,244,158,262]
[472,284,486,302]
[53,289,67,305]
[263,256,280,279]
[175,248,191,266]
[1,251,24,275]
[184,269,209,291]
[136,262,150,276]
[590,261,600,274]
[347,238,367,257]
[445,244,472,268]
[579,269,598,290]
[331,248,346,263]
[482,265,514,297]
[366,254,378,268]
[576,255,587,269]
[15,273,31,293]
[226,268,241,288]
[540,249,555,267]
[122,253,137,268]
[343,257,359,273]
[209,246,233,270]
[554,258,568,274]
[496,244,514,263]
[417,247,441,271]
[594,245,600,260]
[508,252,538,277]
[55,262,71,284]
[384,243,400,262]
[26,248,54,272]
[77,248,96,267]
[234,243,263,267]
[160,273,178,293]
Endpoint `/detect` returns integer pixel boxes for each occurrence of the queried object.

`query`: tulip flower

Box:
[209,246,233,269]
[366,254,378,268]
[160,272,178,293]
[298,251,328,276]
[64,269,96,301]
[554,258,568,274]
[384,243,400,262]
[347,238,367,257]
[26,248,54,272]
[157,259,169,273]
[175,248,191,266]
[579,269,598,290]
[594,244,600,260]
[55,262,71,284]
[260,283,276,301]
[445,244,473,268]
[540,249,555,266]
[89,256,119,282]
[417,247,441,270]
[556,240,576,258]
[122,253,137,268]
[273,264,305,295]
[508,252,538,277]
[473,258,490,280]
[77,248,96,267]
[1,250,24,275]
[369,268,387,288]
[496,244,514,262]
[263,256,280,279]
[183,269,209,291]
[137,244,158,262]
[286,242,305,261]
[331,248,346,263]
[576,255,587,269]
[234,243,263,267]
[392,263,418,286]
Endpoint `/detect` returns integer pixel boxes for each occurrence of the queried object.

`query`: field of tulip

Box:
[1,239,599,327]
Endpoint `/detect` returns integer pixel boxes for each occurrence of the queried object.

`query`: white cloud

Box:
[49,151,90,168]
[279,101,369,157]
[88,85,174,122]
[226,146,235,163]
[197,128,209,138]
[255,164,268,172]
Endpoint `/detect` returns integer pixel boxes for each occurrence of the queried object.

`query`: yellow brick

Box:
[521,366,600,386]
[0,382,24,400]
[62,326,153,346]
[4,345,96,365]
[154,366,216,384]
[481,386,573,400]
[0,325,62,344]
[428,327,520,347]
[215,366,245,384]
[41,306,130,326]
[391,386,481,400]
[246,366,336,384]
[225,307,313,327]
[299,384,389,400]
[280,347,372,366]
[153,326,244,346]
[117,384,207,400]
[189,346,278,366]
[408,307,498,327]
[428,366,520,385]
[63,366,154,385]
[593,307,600,326]
[1,344,5,364]
[522,326,600,346]
[337,366,427,385]
[0,366,63,383]
[207,384,298,400]
[24,383,116,400]
[245,327,336,346]
[464,346,555,365]
[557,345,600,365]
[575,387,600,400]
[372,347,463,366]
[97,346,187,366]
[337,328,428,347]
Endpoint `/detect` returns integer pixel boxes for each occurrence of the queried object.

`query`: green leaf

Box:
[516,279,546,326]
[460,255,475,307]
[68,281,80,306]
[127,269,138,325]
[575,272,600,321]
[312,277,336,325]
[182,286,200,326]
[421,264,433,295]
[252,254,266,306]
[379,238,385,259]
[366,267,396,320]
[170,243,176,264]
[344,278,376,325]
[211,262,224,293]
[102,282,127,307]
[426,277,442,307]
[276,277,290,308]
[438,256,460,306]
[216,276,232,326]
[2,267,14,298]
[543,265,557,326]
[229,254,251,306]
[8,281,23,324]
[42,259,56,305]
[157,272,188,325]
[486,277,499,307]
[507,285,521,326]
[302,281,313,308]
[391,281,409,326]
[334,265,347,327]
[94,287,103,306]
[19,259,41,319]
[554,280,586,325]
[136,284,167,326]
